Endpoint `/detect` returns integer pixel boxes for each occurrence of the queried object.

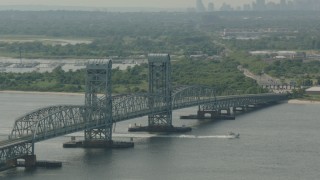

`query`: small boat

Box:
[228,131,240,138]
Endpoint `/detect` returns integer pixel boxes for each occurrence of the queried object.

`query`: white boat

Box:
[228,132,240,138]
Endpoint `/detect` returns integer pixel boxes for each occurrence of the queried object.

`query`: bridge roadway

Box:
[0,90,287,166]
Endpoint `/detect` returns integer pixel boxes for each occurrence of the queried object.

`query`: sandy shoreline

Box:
[1,91,320,105]
[288,99,320,105]
[0,90,84,96]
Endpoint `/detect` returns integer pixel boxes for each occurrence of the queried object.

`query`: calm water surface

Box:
[0,92,319,180]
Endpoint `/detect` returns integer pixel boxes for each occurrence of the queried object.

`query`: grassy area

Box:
[0,51,18,57]
[229,51,268,74]
[113,81,148,94]
[300,94,320,101]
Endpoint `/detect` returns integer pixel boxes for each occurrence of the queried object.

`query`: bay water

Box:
[0,92,319,180]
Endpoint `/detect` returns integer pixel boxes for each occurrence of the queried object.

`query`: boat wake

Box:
[64,132,240,139]
[112,133,240,139]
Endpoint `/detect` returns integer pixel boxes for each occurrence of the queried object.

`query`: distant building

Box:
[196,0,206,12]
[277,51,297,59]
[190,54,208,60]
[280,0,287,10]
[220,3,233,11]
[249,50,306,60]
[274,55,287,59]
[212,0,320,11]
[306,53,320,60]
[243,4,251,11]
[208,2,214,12]
[293,0,320,10]
[186,8,196,12]
[306,87,320,95]
[254,0,266,11]
[249,51,272,56]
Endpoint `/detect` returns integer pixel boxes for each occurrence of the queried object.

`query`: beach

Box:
[2,91,320,105]
[288,99,320,105]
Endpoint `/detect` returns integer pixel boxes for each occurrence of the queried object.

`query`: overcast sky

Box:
[0,0,280,8]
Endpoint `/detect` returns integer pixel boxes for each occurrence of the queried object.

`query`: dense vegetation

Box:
[1,11,320,94]
[0,59,263,94]
[230,52,320,86]
[172,58,264,94]
[0,11,222,58]
[0,64,149,93]
[0,36,221,58]
[225,36,320,51]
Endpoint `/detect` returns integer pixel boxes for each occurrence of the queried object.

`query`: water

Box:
[0,92,320,180]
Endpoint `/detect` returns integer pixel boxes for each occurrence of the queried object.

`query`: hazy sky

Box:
[0,0,280,8]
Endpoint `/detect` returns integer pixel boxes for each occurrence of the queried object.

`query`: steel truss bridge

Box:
[0,54,287,169]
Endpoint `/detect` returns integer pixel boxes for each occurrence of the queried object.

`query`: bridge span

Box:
[0,54,287,171]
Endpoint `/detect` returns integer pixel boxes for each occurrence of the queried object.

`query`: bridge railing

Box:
[112,93,169,122]
[31,106,87,141]
[9,106,86,140]
[9,105,72,139]
[201,93,287,110]
[0,140,33,164]
[8,104,116,142]
[172,86,217,109]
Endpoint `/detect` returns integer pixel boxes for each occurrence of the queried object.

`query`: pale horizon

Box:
[0,0,281,9]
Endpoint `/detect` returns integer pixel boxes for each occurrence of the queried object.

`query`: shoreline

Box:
[1,91,320,105]
[288,99,320,105]
[0,90,84,96]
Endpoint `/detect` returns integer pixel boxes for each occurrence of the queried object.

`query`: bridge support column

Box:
[83,60,113,146]
[81,60,133,148]
[129,54,191,133]
[148,54,173,130]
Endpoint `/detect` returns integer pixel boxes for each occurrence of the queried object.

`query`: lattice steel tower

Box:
[84,59,113,142]
[148,54,173,127]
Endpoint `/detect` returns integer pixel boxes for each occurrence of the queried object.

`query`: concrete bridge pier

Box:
[197,110,217,119]
[3,159,17,170]
[234,106,247,112]
[23,155,37,168]
[193,106,235,120]
[247,104,256,108]
[6,159,17,166]
[200,109,226,116]
[0,155,36,171]
[219,108,232,115]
